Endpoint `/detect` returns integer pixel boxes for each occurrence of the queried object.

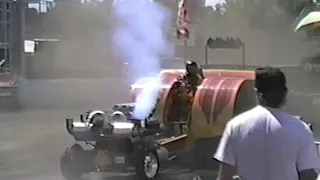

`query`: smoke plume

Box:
[112,0,171,119]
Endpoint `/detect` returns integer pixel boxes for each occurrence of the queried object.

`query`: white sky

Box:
[28,0,230,14]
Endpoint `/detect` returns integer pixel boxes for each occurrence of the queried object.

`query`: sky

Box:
[28,0,228,13]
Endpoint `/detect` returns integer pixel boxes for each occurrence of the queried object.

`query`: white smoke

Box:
[112,0,171,120]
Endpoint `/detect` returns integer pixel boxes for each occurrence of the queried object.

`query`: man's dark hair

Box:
[255,66,288,108]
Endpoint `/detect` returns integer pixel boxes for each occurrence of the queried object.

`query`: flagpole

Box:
[177,0,189,64]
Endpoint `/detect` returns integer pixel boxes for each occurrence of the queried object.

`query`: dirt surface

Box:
[0,109,79,180]
[0,108,219,180]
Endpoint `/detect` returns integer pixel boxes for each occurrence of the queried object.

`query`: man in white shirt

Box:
[213,66,320,180]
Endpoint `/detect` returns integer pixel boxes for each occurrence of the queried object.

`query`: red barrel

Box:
[190,77,256,139]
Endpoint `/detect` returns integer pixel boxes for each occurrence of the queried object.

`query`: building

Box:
[0,0,13,71]
[0,0,30,76]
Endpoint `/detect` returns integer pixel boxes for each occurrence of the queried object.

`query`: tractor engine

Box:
[66,110,135,142]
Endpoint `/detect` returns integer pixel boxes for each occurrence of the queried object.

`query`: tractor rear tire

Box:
[60,144,85,180]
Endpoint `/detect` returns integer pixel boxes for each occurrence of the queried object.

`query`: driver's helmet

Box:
[185,61,199,74]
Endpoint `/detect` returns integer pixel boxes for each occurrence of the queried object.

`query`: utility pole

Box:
[20,0,27,78]
[11,0,27,78]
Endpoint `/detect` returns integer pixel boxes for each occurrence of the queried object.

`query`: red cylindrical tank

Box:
[130,69,256,137]
[202,69,255,79]
[131,69,254,99]
[190,77,256,139]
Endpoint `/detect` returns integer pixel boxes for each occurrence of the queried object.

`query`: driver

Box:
[184,61,205,88]
[175,61,204,107]
[166,61,205,136]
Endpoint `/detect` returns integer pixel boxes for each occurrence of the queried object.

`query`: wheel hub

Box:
[143,153,158,178]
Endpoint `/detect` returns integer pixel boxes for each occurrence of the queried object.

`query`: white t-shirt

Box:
[214,105,320,180]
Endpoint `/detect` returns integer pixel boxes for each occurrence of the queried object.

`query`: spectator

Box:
[213,66,320,180]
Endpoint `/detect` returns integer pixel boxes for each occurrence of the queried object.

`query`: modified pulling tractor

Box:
[61,63,310,180]
[61,107,168,180]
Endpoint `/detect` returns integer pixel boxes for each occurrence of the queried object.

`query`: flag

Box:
[176,0,190,40]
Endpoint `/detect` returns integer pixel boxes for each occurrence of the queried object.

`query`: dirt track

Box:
[0,111,218,180]
[0,108,218,180]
